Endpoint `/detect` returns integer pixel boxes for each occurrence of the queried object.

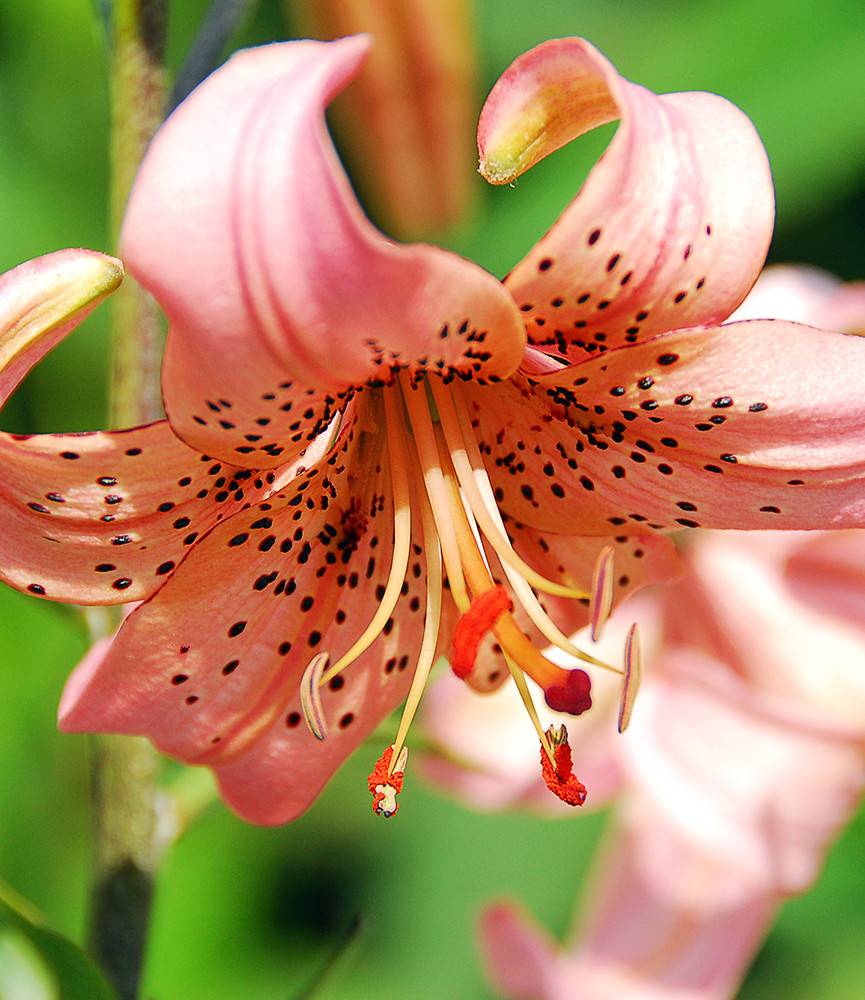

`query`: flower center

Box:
[299,373,636,811]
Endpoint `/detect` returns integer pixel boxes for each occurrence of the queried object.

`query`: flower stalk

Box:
[89,2,167,997]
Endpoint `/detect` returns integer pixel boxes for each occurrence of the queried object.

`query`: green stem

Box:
[88,3,168,999]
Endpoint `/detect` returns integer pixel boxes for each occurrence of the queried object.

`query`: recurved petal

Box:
[0,249,122,407]
[0,422,295,603]
[473,321,865,534]
[59,400,428,823]
[122,36,525,467]
[478,902,561,1000]
[478,38,773,359]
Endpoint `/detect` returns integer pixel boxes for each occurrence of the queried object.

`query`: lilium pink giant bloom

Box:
[5,37,865,825]
[421,268,865,998]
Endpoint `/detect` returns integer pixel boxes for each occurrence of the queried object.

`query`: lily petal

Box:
[59,400,429,823]
[478,38,773,359]
[0,249,122,407]
[0,250,288,604]
[479,902,560,1000]
[471,321,865,533]
[122,36,525,467]
[0,422,296,604]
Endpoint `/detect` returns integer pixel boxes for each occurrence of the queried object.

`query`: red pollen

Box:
[544,668,593,715]
[451,586,513,679]
[540,737,587,807]
[367,746,405,818]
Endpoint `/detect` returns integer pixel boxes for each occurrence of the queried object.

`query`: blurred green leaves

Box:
[0,880,115,1000]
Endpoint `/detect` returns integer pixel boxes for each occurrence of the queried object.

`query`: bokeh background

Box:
[1,1,864,997]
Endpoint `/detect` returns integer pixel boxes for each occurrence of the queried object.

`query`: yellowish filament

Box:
[320,389,412,685]
[388,491,443,775]
[430,378,590,601]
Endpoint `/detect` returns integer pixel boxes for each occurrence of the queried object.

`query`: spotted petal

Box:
[0,250,290,603]
[479,38,773,359]
[0,423,296,603]
[122,36,525,469]
[59,399,431,823]
[470,321,865,533]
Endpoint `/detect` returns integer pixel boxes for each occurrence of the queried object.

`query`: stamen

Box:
[368,745,409,818]
[451,586,512,678]
[589,545,615,642]
[444,384,621,676]
[430,379,590,601]
[506,650,555,762]
[399,374,470,612]
[300,651,329,740]
[540,724,587,807]
[388,490,444,771]
[618,623,642,733]
[439,450,597,714]
[320,390,412,685]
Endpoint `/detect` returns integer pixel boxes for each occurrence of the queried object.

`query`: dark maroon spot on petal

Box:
[228,621,246,637]
[111,534,132,545]
[45,492,65,503]
[657,353,679,366]
[279,641,292,655]
[158,501,175,512]
[749,402,768,412]
[720,454,738,464]
[712,396,733,409]
[638,376,654,390]
[760,505,781,513]
[538,258,553,272]
[156,561,175,575]
[173,516,191,529]
[610,386,625,397]
[329,676,345,692]
[228,533,249,547]
[606,254,620,272]
[787,479,804,486]
[587,229,601,245]
[677,501,697,511]
[551,297,564,308]
[676,518,699,527]
[658,464,673,475]
[286,711,301,728]
[125,447,143,456]
[704,464,722,474]
[112,577,133,590]
[222,660,239,675]
[28,502,49,513]
[97,477,118,487]
[105,495,123,505]
[674,291,687,303]
[612,466,625,479]
[27,583,46,595]
[185,695,199,706]
[60,451,79,460]
[577,292,590,304]
[171,674,188,685]
[339,712,355,729]
[674,394,693,406]
[95,563,115,572]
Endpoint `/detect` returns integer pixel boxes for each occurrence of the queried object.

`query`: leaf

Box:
[292,915,364,1000]
[0,881,116,1000]
[170,0,261,110]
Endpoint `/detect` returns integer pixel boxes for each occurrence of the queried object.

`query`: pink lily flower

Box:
[421,269,865,998]
[5,36,865,826]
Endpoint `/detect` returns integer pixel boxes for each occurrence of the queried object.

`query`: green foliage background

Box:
[0,1,863,997]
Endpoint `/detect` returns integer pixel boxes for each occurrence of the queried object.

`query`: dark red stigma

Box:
[544,667,592,715]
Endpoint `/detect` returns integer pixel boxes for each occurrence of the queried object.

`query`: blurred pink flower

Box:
[4,36,865,826]
[422,267,865,997]
[289,0,478,238]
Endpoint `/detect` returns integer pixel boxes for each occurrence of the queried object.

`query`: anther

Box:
[451,586,512,678]
[540,725,587,806]
[618,623,641,732]
[368,745,409,818]
[300,651,329,740]
[589,545,614,641]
